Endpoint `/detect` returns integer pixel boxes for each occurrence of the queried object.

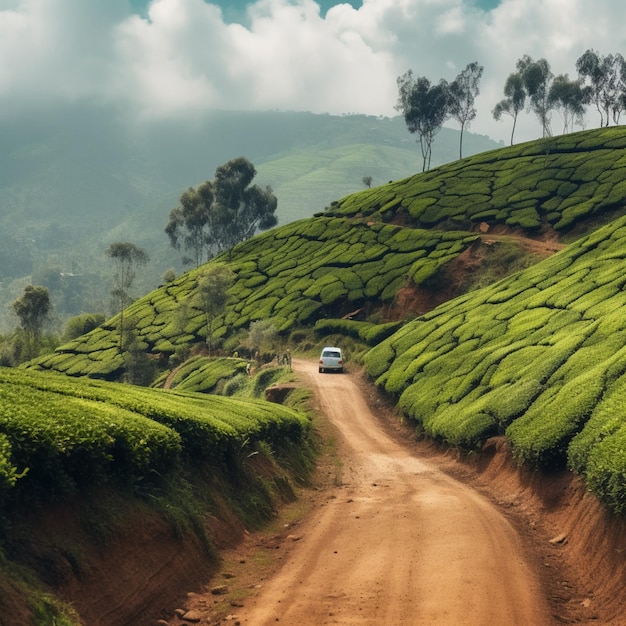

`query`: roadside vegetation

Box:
[0,362,313,623]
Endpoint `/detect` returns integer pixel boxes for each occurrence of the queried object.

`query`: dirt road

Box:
[231,359,553,625]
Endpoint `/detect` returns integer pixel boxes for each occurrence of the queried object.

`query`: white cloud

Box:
[1,0,626,142]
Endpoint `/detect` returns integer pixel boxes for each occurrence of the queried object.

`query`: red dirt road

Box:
[233,359,552,625]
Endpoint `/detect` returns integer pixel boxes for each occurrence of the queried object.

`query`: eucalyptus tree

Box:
[396,70,451,171]
[12,285,51,360]
[194,263,235,356]
[518,55,554,138]
[576,49,626,126]
[212,157,278,257]
[548,74,587,134]
[448,62,484,159]
[492,72,527,145]
[165,181,214,267]
[105,242,149,352]
[166,157,278,265]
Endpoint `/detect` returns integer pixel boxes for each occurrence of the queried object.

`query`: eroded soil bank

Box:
[162,362,626,626]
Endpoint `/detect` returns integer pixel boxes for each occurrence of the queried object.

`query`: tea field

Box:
[0,366,309,505]
[18,126,626,517]
[365,213,626,514]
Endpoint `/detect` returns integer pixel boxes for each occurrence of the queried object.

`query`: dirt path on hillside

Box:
[207,359,554,625]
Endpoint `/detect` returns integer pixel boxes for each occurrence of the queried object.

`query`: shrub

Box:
[506,369,604,470]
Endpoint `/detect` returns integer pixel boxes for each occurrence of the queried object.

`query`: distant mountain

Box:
[0,105,500,331]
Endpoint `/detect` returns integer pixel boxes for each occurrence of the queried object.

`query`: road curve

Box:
[236,359,553,625]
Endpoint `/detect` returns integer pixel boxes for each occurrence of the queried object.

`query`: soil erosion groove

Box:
[234,358,552,625]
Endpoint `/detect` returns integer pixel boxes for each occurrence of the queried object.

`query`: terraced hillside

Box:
[365,214,626,514]
[29,217,479,379]
[23,126,626,516]
[327,127,626,234]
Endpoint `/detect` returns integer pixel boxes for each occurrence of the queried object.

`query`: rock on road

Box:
[234,358,552,625]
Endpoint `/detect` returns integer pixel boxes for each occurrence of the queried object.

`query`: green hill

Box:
[365,213,626,513]
[0,107,498,332]
[22,126,626,518]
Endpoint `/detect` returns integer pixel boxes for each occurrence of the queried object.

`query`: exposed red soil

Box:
[159,361,626,626]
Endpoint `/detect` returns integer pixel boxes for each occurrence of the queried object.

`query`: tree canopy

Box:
[492,72,527,145]
[12,285,51,360]
[166,157,278,266]
[194,264,236,355]
[105,242,149,351]
[548,74,586,134]
[576,49,626,127]
[448,62,484,159]
[396,71,451,172]
[518,55,554,138]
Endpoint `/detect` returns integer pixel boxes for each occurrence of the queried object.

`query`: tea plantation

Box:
[326,126,626,233]
[16,125,626,520]
[0,366,310,505]
[28,216,478,378]
[365,214,626,514]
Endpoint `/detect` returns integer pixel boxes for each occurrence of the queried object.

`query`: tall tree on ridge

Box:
[396,70,451,172]
[518,55,554,138]
[12,285,51,360]
[166,157,278,266]
[105,242,149,353]
[548,74,587,134]
[576,49,626,127]
[492,71,527,145]
[194,263,235,356]
[449,62,484,159]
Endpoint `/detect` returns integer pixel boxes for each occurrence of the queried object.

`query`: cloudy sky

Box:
[0,0,623,144]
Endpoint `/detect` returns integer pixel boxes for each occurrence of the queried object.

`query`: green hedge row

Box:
[328,127,626,234]
[164,356,249,394]
[364,213,626,514]
[314,318,404,346]
[0,367,310,505]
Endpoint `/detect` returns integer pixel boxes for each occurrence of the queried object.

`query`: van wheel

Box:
[319,367,324,373]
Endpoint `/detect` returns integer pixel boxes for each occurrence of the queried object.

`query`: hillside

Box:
[0,107,498,332]
[26,127,626,373]
[6,126,626,622]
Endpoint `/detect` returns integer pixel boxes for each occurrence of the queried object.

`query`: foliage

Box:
[492,71,526,145]
[247,319,279,356]
[166,157,278,266]
[12,285,52,361]
[396,70,451,172]
[576,49,626,128]
[63,313,106,342]
[448,62,484,159]
[517,55,554,138]
[0,367,310,506]
[194,264,236,356]
[105,242,149,352]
